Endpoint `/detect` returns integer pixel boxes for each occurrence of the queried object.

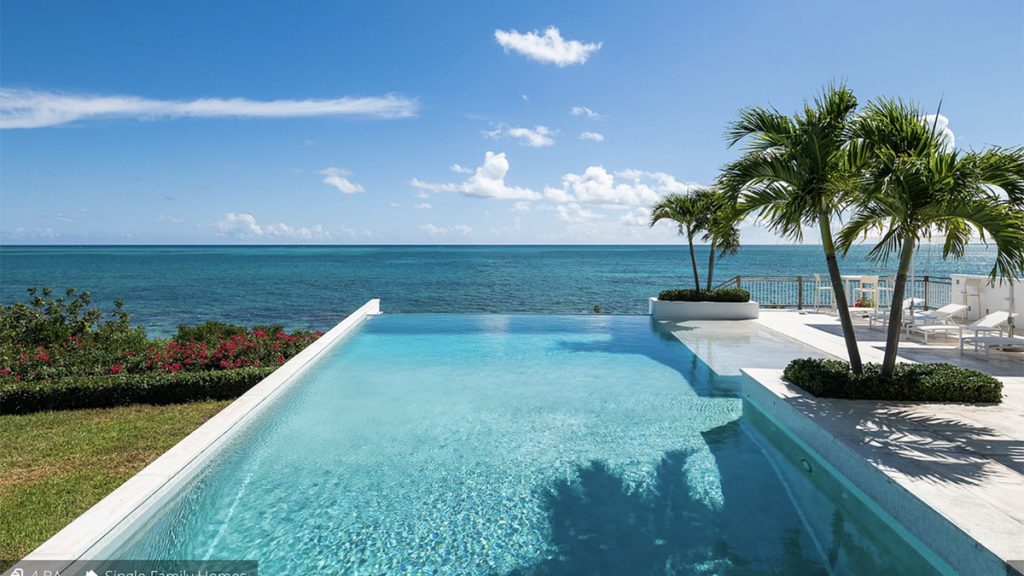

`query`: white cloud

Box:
[512,201,532,213]
[484,124,555,147]
[415,191,430,199]
[319,167,364,194]
[521,94,529,101]
[420,223,473,237]
[158,214,185,225]
[411,151,540,201]
[217,212,264,237]
[2,226,58,240]
[216,212,331,240]
[570,106,600,118]
[415,203,432,209]
[543,186,575,203]
[547,167,702,207]
[450,163,473,174]
[389,202,401,208]
[556,202,604,223]
[50,208,89,222]
[579,131,604,142]
[619,207,652,227]
[921,114,955,150]
[0,88,419,129]
[494,27,601,67]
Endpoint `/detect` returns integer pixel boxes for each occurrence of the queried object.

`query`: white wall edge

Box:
[21,298,382,569]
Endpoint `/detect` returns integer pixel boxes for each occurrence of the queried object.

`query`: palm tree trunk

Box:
[881,239,916,378]
[706,244,716,291]
[819,216,863,373]
[688,234,701,293]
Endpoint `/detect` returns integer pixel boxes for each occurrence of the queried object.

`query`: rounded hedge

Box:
[0,366,275,415]
[657,288,751,303]
[782,358,1003,403]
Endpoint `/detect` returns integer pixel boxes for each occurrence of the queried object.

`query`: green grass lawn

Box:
[0,400,230,565]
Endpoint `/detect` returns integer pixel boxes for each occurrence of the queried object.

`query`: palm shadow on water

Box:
[505,422,832,576]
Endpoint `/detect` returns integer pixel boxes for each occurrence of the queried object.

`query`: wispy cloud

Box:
[450,163,473,174]
[556,202,603,223]
[420,223,473,237]
[158,214,185,225]
[411,151,540,201]
[319,167,365,194]
[494,27,601,67]
[217,212,331,240]
[579,131,604,142]
[484,124,555,147]
[570,106,600,118]
[0,88,419,128]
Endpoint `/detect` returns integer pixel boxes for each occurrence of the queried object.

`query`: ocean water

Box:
[0,244,998,337]
[116,314,945,575]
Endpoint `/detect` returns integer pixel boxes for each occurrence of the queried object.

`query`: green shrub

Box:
[657,288,751,303]
[782,358,1003,403]
[0,287,322,382]
[0,366,276,415]
[173,321,250,345]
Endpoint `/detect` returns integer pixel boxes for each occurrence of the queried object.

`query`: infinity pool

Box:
[116,314,948,574]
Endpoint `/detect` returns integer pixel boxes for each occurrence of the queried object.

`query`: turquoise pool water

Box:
[117,314,946,575]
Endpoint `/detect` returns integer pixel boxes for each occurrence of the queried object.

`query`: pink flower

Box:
[110,364,124,374]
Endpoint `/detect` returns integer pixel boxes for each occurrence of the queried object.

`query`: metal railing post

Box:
[924,275,930,310]
[736,276,741,290]
[797,275,803,310]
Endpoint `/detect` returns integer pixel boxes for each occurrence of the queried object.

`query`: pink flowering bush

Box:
[145,326,321,373]
[0,288,322,382]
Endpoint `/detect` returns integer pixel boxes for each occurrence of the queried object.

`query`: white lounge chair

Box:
[959,311,1013,353]
[960,335,1024,355]
[904,304,969,343]
[908,303,968,326]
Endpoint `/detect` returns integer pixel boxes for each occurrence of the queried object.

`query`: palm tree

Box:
[838,98,1024,378]
[718,83,865,373]
[696,188,742,290]
[651,192,706,292]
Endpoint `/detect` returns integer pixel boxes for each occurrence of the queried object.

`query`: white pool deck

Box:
[665,310,1023,576]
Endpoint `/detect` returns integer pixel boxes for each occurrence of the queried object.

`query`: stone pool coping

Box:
[20,299,381,569]
[741,368,1023,576]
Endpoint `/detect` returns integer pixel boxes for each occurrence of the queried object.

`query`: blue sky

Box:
[1,0,1021,244]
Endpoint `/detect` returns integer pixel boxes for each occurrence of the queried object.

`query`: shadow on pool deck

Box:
[787,394,1023,484]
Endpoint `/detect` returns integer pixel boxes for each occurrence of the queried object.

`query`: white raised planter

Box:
[648,297,759,321]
